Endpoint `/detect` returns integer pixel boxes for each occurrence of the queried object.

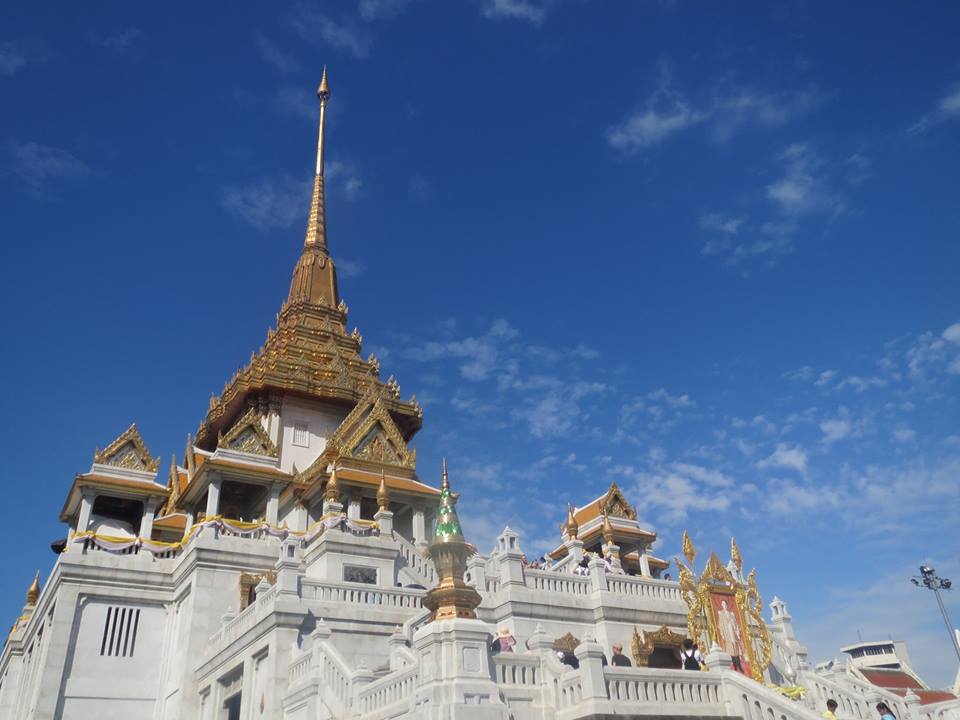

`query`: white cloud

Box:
[287,4,371,58]
[97,27,142,54]
[255,34,300,74]
[942,322,960,344]
[710,86,820,143]
[607,90,706,154]
[892,427,916,444]
[0,41,27,76]
[756,443,807,474]
[836,375,887,392]
[766,143,840,216]
[9,141,89,192]
[819,418,851,443]
[814,369,836,387]
[337,259,367,279]
[326,160,364,200]
[908,85,960,134]
[481,0,547,24]
[699,213,744,235]
[220,175,308,231]
[358,0,414,21]
[766,478,839,514]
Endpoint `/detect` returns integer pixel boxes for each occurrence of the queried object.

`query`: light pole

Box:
[911,565,960,662]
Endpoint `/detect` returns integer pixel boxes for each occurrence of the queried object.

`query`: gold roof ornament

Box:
[324,462,341,503]
[731,536,743,572]
[564,503,579,539]
[377,469,390,512]
[602,512,615,545]
[94,423,161,473]
[682,530,696,565]
[424,460,481,621]
[26,571,40,606]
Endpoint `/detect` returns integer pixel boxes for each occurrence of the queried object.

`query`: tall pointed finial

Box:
[441,457,449,491]
[682,530,696,565]
[26,571,40,606]
[730,536,742,572]
[377,469,390,512]
[305,67,331,249]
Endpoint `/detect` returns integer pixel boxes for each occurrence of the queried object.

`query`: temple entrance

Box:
[647,646,679,669]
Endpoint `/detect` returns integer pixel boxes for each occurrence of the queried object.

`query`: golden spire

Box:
[441,457,449,491]
[325,461,340,503]
[26,571,40,606]
[564,503,579,539]
[602,512,615,545]
[307,66,330,249]
[377,469,390,512]
[682,530,696,565]
[731,536,743,572]
[288,68,339,307]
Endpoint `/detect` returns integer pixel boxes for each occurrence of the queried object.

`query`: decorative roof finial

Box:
[602,512,615,546]
[564,503,579,540]
[26,571,40,606]
[325,461,340,503]
[441,457,449,491]
[305,67,330,249]
[377,469,390,512]
[682,530,696,565]
[730,536,742,572]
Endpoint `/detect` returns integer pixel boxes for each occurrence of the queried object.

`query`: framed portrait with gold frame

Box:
[675,533,772,683]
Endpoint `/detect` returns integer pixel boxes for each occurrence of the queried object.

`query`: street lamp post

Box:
[911,565,960,662]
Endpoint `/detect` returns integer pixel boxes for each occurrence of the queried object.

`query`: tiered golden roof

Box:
[194,67,422,452]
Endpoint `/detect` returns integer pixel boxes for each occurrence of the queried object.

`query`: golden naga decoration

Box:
[423,460,481,621]
[376,470,390,512]
[674,533,772,683]
[631,624,686,667]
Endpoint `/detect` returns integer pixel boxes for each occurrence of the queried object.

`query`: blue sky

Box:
[2,0,959,686]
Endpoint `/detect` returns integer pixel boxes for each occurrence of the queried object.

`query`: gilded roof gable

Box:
[217,407,278,457]
[328,390,416,469]
[94,424,160,473]
[573,481,637,524]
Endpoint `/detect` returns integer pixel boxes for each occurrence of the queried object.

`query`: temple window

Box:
[219,480,268,521]
[292,422,310,447]
[360,496,378,520]
[90,496,143,537]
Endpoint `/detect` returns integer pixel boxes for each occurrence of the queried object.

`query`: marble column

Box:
[139,497,159,539]
[205,475,222,518]
[412,506,426,547]
[265,484,281,525]
[76,489,95,534]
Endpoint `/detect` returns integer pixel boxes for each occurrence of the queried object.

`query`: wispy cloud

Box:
[756,443,808,474]
[481,0,548,24]
[255,33,300,74]
[0,41,27,76]
[220,175,309,231]
[95,27,143,54]
[287,3,372,59]
[608,75,819,155]
[326,160,363,201]
[8,141,90,192]
[337,258,367,279]
[908,84,960,134]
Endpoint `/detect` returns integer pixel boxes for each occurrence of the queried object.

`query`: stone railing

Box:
[604,575,682,601]
[356,664,419,718]
[288,649,312,685]
[484,577,501,593]
[493,654,541,687]
[916,698,960,720]
[723,669,824,720]
[315,641,356,715]
[394,533,436,587]
[604,666,724,711]
[802,670,909,720]
[524,569,592,595]
[208,582,279,652]
[301,580,425,609]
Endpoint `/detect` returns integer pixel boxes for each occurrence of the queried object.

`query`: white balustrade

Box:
[524,569,592,595]
[493,655,540,687]
[604,575,683,601]
[301,580,424,608]
[356,665,419,716]
[394,533,437,586]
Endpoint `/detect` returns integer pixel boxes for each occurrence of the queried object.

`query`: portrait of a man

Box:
[709,592,751,676]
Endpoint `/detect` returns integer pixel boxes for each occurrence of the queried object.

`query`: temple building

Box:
[1,71,958,720]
